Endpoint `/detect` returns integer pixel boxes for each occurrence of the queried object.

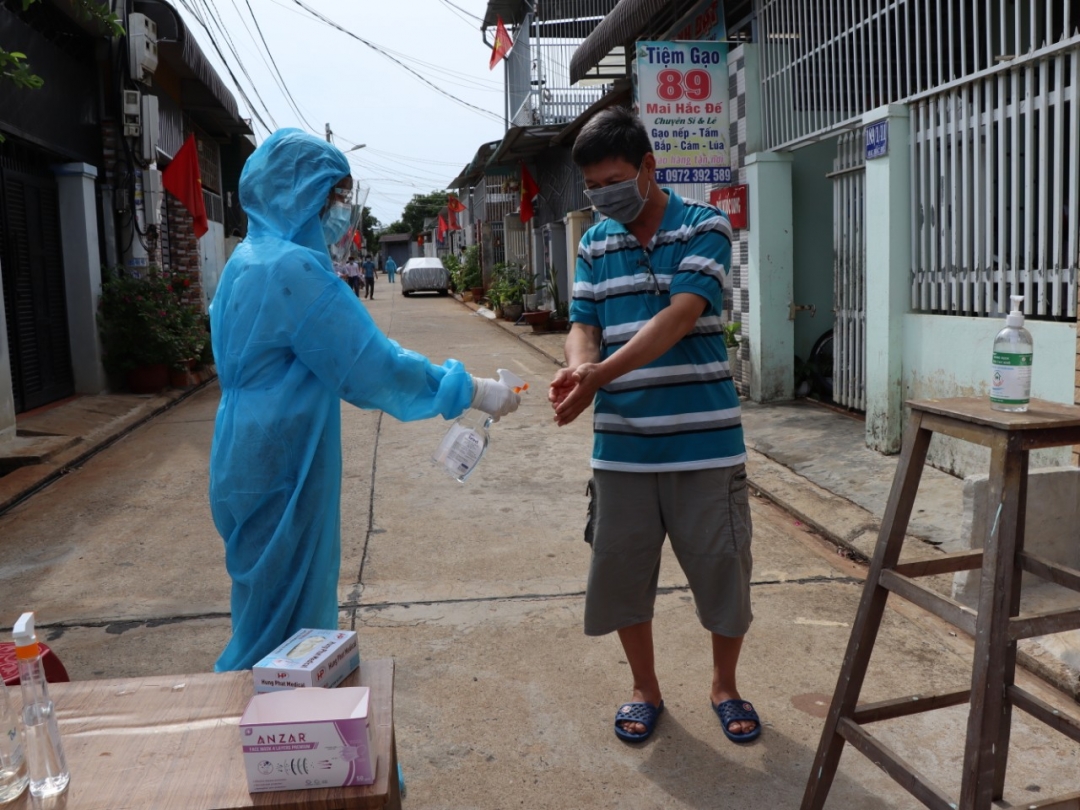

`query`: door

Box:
[829,130,866,411]
[0,153,74,413]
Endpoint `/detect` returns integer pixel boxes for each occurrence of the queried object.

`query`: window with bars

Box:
[757,0,1080,151]
[755,1,1080,320]
[507,0,621,127]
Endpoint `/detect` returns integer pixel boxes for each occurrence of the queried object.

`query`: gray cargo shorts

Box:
[583,465,753,638]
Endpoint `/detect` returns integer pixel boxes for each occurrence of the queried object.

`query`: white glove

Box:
[471,376,521,421]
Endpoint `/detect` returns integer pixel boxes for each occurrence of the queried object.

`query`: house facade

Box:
[473,0,1078,477]
[0,0,251,440]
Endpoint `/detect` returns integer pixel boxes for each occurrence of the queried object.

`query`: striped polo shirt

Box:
[569,190,744,472]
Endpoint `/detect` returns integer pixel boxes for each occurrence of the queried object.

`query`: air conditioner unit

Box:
[140,94,159,163]
[122,89,141,138]
[128,13,159,84]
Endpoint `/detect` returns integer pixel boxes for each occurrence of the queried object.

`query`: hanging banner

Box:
[634,41,730,185]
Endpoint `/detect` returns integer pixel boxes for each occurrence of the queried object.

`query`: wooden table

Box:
[9,658,401,810]
[801,398,1080,810]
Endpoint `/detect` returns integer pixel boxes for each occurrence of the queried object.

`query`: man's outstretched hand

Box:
[550,363,606,426]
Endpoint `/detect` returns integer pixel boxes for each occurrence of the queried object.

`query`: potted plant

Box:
[461,245,483,300]
[97,267,208,394]
[489,262,528,321]
[549,302,570,332]
[543,263,568,331]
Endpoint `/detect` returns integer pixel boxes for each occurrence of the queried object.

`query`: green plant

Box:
[97,268,208,373]
[490,262,529,306]
[722,321,742,349]
[545,263,563,314]
[461,245,482,290]
[442,253,463,290]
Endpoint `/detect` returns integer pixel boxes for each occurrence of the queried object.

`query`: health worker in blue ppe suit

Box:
[209,129,520,671]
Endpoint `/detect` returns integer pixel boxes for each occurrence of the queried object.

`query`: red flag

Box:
[519,162,539,223]
[352,230,362,249]
[437,214,449,242]
[489,16,513,70]
[447,194,465,230]
[162,134,208,238]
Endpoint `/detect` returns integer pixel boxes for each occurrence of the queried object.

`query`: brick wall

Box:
[163,191,203,307]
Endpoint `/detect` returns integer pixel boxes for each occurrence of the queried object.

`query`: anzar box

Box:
[252,628,359,693]
[240,686,376,792]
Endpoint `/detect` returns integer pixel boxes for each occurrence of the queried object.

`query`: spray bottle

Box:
[13,613,68,799]
[433,369,527,483]
[990,295,1034,413]
[0,678,27,803]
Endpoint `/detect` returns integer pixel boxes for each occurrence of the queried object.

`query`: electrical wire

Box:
[174,0,276,133]
[437,0,480,29]
[259,0,503,93]
[238,0,320,132]
[440,0,483,22]
[193,0,280,128]
[285,0,502,122]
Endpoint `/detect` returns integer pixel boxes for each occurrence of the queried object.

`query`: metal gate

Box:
[0,152,74,413]
[829,130,866,411]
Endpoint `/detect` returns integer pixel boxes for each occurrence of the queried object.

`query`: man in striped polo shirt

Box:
[549,107,758,745]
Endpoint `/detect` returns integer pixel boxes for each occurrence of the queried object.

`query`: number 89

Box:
[656,69,711,101]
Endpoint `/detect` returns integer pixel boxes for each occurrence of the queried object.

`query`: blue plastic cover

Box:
[209,129,474,671]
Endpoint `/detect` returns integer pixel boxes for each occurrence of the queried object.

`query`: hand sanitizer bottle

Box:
[990,295,1033,413]
[0,679,28,803]
[433,369,527,483]
[13,613,69,799]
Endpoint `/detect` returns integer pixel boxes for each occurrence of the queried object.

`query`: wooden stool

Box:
[801,397,1080,810]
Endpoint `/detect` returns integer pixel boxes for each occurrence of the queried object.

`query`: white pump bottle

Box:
[990,295,1033,412]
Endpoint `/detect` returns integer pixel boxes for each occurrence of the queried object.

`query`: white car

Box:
[400,257,451,296]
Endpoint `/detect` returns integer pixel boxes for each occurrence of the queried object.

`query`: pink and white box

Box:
[239,686,376,793]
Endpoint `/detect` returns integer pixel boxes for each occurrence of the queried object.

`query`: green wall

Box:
[790,139,836,361]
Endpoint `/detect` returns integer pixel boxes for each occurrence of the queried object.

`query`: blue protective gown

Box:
[209,129,473,671]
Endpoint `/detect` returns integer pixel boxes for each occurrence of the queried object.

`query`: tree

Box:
[384,220,408,234]
[359,206,380,254]
[399,190,449,238]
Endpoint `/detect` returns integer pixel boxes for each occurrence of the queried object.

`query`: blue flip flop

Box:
[712,698,762,744]
[614,700,664,743]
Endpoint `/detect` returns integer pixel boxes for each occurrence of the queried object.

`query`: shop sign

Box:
[635,40,731,185]
[709,184,748,229]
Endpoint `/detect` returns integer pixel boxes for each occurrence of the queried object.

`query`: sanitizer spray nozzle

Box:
[496,369,528,394]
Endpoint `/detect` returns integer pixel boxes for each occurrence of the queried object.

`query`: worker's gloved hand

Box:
[470,376,521,422]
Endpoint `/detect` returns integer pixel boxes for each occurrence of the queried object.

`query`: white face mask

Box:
[584,165,651,224]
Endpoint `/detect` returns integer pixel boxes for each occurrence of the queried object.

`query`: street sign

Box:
[709,184,748,229]
[635,40,731,185]
[865,119,888,160]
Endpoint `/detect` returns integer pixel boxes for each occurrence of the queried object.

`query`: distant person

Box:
[361,255,376,299]
[344,257,362,297]
[385,256,397,284]
[208,128,520,671]
[548,107,758,745]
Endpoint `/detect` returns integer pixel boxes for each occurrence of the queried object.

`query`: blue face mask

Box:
[321,202,351,246]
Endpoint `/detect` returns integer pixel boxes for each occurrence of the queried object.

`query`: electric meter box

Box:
[128,13,159,83]
[140,93,159,163]
[122,89,141,138]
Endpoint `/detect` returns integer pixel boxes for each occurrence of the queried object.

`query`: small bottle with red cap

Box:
[13,613,68,799]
